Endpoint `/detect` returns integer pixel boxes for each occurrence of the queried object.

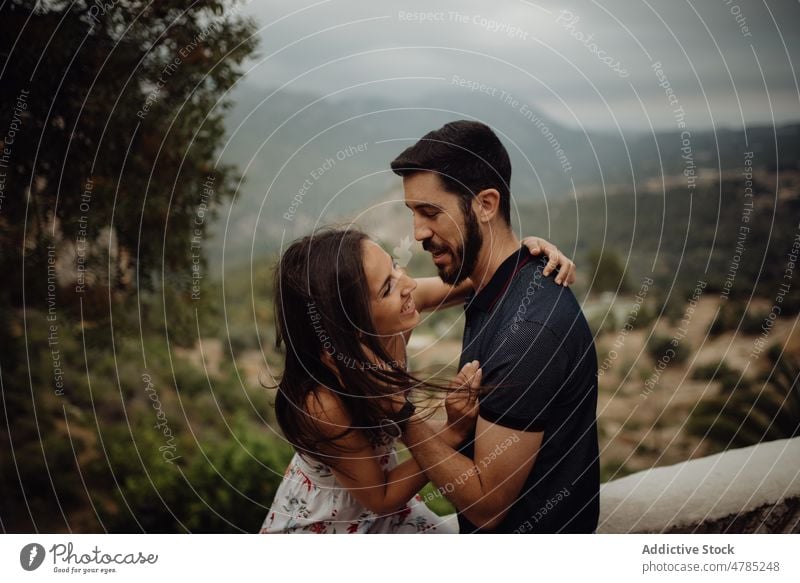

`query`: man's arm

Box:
[412,277,472,313]
[403,415,542,530]
[411,236,577,313]
[404,321,568,529]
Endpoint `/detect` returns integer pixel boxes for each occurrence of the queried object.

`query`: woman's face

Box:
[361,240,420,337]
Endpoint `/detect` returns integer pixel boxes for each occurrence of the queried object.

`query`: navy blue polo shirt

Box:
[457,246,600,533]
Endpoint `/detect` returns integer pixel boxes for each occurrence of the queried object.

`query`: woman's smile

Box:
[400,295,416,317]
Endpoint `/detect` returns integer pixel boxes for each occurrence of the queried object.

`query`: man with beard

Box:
[389,120,600,533]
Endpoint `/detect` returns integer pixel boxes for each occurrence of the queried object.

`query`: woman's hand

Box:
[520,236,576,286]
[445,360,481,441]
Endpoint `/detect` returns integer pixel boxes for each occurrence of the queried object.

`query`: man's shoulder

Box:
[515,258,578,302]
[501,261,584,326]
[496,317,561,345]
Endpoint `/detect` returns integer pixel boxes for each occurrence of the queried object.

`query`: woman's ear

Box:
[474,188,501,223]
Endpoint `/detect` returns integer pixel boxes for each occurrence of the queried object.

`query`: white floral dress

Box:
[260,430,457,534]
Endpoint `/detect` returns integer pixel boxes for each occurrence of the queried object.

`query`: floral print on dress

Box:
[259,431,457,534]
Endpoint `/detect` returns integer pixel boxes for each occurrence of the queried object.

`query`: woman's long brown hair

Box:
[271,227,450,467]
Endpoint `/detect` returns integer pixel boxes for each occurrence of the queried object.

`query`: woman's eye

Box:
[385,278,398,297]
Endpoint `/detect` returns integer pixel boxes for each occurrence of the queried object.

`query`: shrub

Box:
[708,300,765,337]
[647,334,690,366]
[687,350,800,452]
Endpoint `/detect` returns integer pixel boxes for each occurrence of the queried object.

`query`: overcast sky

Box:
[235,0,799,130]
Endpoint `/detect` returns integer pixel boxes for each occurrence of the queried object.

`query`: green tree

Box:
[0,0,258,532]
[0,0,256,341]
[585,247,631,294]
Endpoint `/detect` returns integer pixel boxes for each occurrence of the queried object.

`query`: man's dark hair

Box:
[390,120,512,224]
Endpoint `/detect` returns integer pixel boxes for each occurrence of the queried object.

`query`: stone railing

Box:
[599,437,800,533]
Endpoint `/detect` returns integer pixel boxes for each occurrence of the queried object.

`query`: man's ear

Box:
[474,188,501,223]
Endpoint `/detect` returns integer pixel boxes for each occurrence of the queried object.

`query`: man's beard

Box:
[424,205,483,286]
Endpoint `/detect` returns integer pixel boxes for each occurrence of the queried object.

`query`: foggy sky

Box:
[236,0,800,130]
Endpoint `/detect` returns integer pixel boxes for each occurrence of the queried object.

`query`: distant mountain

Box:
[209,80,800,274]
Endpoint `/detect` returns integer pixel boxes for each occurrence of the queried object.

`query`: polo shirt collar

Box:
[467,245,532,313]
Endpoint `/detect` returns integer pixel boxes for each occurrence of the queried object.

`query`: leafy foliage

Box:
[0,1,276,533]
[708,300,769,337]
[586,247,631,294]
[688,349,800,451]
[646,334,690,366]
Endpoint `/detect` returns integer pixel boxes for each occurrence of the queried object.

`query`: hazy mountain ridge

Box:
[211,81,800,273]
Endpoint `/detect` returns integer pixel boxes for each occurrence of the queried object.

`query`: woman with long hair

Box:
[260,227,574,533]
